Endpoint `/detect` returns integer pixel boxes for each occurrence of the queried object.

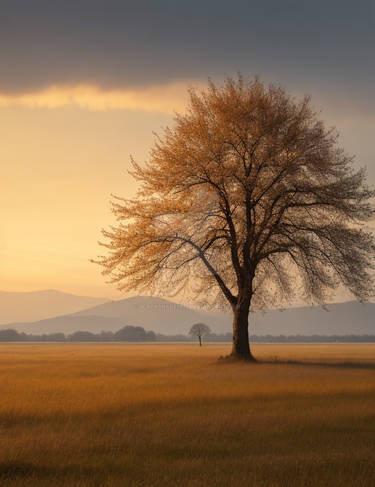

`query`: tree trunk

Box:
[230,296,256,361]
[198,335,202,346]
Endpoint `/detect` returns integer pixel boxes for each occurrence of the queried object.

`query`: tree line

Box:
[0,327,374,343]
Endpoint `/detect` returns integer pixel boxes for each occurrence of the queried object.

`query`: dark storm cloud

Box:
[0,0,374,99]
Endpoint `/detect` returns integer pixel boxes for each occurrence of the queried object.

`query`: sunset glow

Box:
[0,82,193,113]
[1,0,374,301]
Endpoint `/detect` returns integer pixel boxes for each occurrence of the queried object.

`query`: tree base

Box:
[218,353,257,364]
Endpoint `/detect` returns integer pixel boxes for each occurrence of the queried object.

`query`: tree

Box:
[189,323,211,346]
[0,329,22,341]
[95,76,375,361]
[115,325,148,341]
[68,331,97,342]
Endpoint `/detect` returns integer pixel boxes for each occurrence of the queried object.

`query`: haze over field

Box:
[0,289,107,325]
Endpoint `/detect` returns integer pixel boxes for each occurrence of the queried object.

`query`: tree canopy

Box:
[96,76,375,360]
[189,323,211,346]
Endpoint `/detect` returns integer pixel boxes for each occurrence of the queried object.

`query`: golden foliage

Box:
[96,76,375,312]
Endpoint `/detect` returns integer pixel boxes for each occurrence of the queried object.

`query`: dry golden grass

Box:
[0,343,374,486]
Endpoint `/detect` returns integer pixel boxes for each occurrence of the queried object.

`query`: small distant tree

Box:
[0,329,21,341]
[115,325,148,341]
[98,331,115,342]
[44,332,66,342]
[189,323,211,346]
[146,330,156,341]
[68,331,97,342]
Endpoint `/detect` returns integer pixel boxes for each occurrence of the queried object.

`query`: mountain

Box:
[2,296,228,335]
[73,297,375,335]
[2,315,126,335]
[1,295,374,336]
[0,290,108,325]
[251,301,375,336]
[73,296,231,334]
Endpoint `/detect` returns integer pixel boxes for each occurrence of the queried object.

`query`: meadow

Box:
[0,343,374,486]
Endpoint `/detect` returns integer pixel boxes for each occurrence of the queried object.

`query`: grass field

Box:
[0,343,374,486]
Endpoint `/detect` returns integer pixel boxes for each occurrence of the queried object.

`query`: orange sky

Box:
[1,86,374,300]
[0,97,174,298]
[1,2,374,301]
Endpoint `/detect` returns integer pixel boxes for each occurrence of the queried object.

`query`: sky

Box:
[1,0,374,299]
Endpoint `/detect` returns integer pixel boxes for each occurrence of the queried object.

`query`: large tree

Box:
[96,77,375,361]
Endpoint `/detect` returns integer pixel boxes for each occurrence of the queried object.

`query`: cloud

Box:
[0,0,373,102]
[0,82,196,114]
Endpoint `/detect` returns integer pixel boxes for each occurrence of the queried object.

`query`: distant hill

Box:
[1,295,374,336]
[0,290,108,325]
[2,315,126,335]
[74,297,375,335]
[2,296,227,335]
[251,301,375,336]
[73,296,230,334]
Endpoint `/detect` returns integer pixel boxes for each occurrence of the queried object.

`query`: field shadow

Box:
[261,359,375,370]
